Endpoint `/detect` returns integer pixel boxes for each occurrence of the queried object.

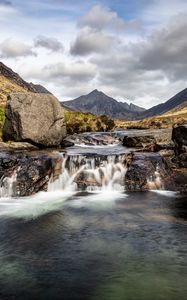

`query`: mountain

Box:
[62,89,146,120]
[138,88,187,119]
[0,62,51,106]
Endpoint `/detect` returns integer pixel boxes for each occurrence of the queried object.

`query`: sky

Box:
[0,0,187,108]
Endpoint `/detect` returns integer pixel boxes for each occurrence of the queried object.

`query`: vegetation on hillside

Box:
[0,106,5,140]
[64,111,115,134]
[116,103,187,129]
[0,75,29,106]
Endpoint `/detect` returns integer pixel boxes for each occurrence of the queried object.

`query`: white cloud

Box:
[78,4,142,31]
[0,0,17,16]
[0,39,36,58]
[70,28,117,56]
[34,35,64,52]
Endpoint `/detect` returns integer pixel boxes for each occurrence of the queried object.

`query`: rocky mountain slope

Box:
[62,89,145,120]
[63,88,187,121]
[138,88,187,119]
[0,62,51,106]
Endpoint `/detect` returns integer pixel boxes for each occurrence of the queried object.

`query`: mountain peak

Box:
[63,89,146,120]
[89,89,101,95]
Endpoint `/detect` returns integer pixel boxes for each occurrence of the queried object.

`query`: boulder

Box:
[172,124,187,155]
[122,135,156,149]
[0,152,63,197]
[3,93,66,147]
[125,153,173,191]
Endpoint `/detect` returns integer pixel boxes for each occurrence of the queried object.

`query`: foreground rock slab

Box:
[0,151,62,197]
[3,93,66,147]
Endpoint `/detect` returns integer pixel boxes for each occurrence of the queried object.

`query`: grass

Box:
[0,75,28,107]
[116,107,187,130]
[64,110,115,134]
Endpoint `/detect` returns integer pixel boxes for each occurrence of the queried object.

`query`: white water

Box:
[0,169,18,198]
[147,163,164,191]
[48,154,127,193]
[0,154,127,219]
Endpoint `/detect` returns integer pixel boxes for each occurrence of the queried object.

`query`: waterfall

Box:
[147,163,164,190]
[0,170,18,198]
[48,154,127,193]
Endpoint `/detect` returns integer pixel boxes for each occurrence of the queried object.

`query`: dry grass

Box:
[116,105,187,130]
[0,75,29,106]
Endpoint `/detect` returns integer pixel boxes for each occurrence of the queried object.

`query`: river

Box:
[0,135,186,300]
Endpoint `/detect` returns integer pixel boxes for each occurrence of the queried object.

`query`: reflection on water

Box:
[0,190,186,300]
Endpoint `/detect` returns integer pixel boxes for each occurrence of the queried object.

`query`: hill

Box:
[0,62,51,106]
[138,88,187,119]
[117,101,187,130]
[62,89,145,120]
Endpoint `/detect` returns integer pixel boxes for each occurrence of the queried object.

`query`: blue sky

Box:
[0,0,187,107]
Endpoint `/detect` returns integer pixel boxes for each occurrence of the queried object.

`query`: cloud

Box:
[0,39,37,58]
[70,28,116,56]
[78,4,142,31]
[88,12,187,107]
[0,0,16,15]
[138,13,187,80]
[34,35,64,52]
[44,60,96,83]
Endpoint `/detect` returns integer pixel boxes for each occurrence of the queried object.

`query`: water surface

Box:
[0,190,186,300]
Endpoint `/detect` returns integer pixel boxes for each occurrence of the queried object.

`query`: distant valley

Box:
[62,88,187,121]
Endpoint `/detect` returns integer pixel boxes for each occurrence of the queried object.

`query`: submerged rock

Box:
[3,93,66,147]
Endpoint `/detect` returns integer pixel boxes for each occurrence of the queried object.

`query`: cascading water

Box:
[147,163,164,191]
[48,154,127,193]
[0,169,18,198]
[0,153,127,219]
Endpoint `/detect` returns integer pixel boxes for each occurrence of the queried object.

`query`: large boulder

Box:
[3,93,66,147]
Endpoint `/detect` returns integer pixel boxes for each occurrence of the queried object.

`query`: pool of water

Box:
[0,190,186,300]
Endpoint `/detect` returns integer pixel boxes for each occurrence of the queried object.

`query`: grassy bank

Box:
[64,111,115,134]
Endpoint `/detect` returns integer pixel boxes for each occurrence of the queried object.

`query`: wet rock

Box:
[172,124,187,155]
[122,135,156,148]
[0,141,39,151]
[125,152,173,191]
[68,133,120,146]
[3,93,66,147]
[61,139,74,148]
[0,152,63,196]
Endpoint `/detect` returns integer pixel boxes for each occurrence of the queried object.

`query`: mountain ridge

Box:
[0,62,51,106]
[63,88,187,120]
[63,89,145,120]
[137,88,187,119]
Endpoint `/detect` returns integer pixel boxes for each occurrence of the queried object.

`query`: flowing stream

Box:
[0,135,186,300]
